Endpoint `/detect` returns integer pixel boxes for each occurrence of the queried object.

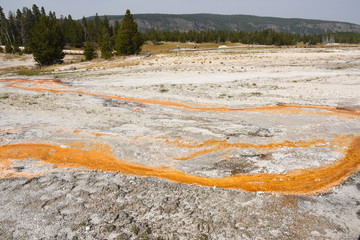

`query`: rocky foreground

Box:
[0,171,359,240]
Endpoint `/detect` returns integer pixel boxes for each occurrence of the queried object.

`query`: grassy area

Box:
[142,42,187,53]
[142,42,360,54]
[1,54,27,60]
[142,41,240,53]
[16,69,52,76]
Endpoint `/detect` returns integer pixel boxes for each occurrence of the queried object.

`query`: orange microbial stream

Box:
[1,78,360,195]
[168,137,349,161]
[1,78,360,117]
[0,135,359,195]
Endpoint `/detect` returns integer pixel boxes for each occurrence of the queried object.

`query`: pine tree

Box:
[41,7,46,16]
[21,7,35,47]
[0,7,11,47]
[15,10,23,45]
[115,9,143,55]
[83,42,97,61]
[86,20,95,42]
[8,12,19,50]
[62,15,84,47]
[28,15,65,66]
[93,13,102,43]
[81,17,88,41]
[32,4,41,23]
[103,16,112,36]
[99,15,113,59]
[100,32,113,59]
[113,21,120,35]
[0,7,6,45]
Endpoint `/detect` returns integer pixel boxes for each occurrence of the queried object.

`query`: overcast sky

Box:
[1,0,359,24]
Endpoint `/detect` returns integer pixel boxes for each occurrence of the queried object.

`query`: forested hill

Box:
[91,13,360,34]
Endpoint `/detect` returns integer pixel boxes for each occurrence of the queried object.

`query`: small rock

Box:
[13,166,25,172]
[250,128,274,137]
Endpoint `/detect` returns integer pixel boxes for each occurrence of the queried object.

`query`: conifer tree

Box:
[93,13,102,43]
[86,20,95,42]
[115,9,143,55]
[103,16,112,36]
[100,32,113,59]
[81,17,87,40]
[0,7,9,45]
[41,7,46,16]
[83,42,97,61]
[113,21,120,36]
[62,15,84,47]
[32,4,41,23]
[15,10,23,45]
[28,15,65,66]
[99,15,113,59]
[21,7,35,47]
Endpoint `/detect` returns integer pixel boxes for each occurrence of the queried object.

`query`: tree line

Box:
[144,29,360,45]
[0,5,142,65]
[0,5,109,52]
[144,29,325,45]
[1,5,360,65]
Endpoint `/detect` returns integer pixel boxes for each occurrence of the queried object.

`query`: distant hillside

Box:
[90,14,360,34]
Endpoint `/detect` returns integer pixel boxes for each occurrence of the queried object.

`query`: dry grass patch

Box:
[142,41,242,54]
